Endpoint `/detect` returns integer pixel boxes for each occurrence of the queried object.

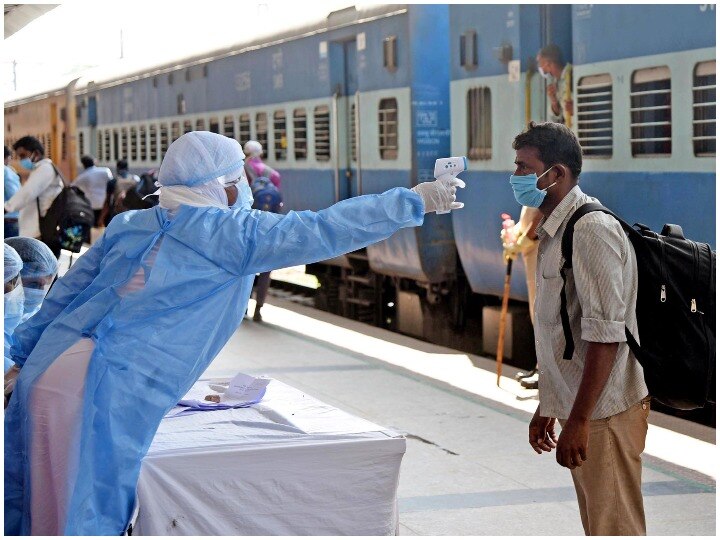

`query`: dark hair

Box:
[4,145,10,159]
[80,155,95,169]
[13,136,44,156]
[513,121,582,178]
[116,159,128,170]
[538,44,563,66]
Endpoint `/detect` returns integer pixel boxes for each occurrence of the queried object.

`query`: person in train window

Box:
[536,44,573,126]
[243,139,281,189]
[501,205,544,388]
[4,130,465,535]
[73,155,114,227]
[5,136,63,247]
[512,121,648,536]
[4,145,21,239]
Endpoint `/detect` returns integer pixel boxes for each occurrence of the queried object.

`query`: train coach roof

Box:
[5,4,406,106]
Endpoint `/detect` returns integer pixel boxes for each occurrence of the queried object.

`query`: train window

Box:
[61,132,67,160]
[630,66,671,157]
[103,130,111,162]
[693,60,716,157]
[209,117,220,134]
[314,106,331,161]
[121,128,128,160]
[171,121,181,142]
[256,113,268,153]
[78,132,85,158]
[350,103,357,162]
[160,124,169,158]
[139,125,147,161]
[460,30,478,70]
[149,125,158,161]
[168,73,174,85]
[577,74,613,158]
[378,98,398,160]
[467,87,491,160]
[183,120,193,134]
[273,110,287,160]
[130,127,138,161]
[293,109,307,160]
[238,114,251,144]
[223,116,234,138]
[383,36,397,72]
[195,118,205,131]
[177,94,185,115]
[113,130,120,162]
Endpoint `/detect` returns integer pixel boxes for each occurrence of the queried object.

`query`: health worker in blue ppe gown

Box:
[5,131,465,535]
[4,245,24,375]
[5,237,59,324]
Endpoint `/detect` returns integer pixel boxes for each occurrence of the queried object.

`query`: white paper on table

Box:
[223,373,271,404]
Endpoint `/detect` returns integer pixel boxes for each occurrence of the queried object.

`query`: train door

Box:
[329,38,360,201]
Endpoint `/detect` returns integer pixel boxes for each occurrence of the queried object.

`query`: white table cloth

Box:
[133,379,406,535]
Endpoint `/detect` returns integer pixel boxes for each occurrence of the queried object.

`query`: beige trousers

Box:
[560,397,650,536]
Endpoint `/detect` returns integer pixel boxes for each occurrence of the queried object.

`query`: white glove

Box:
[411,177,466,214]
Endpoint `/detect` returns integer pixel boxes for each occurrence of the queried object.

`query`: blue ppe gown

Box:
[5,187,424,535]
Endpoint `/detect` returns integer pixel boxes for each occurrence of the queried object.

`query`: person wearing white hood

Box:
[5,131,465,535]
[4,244,24,375]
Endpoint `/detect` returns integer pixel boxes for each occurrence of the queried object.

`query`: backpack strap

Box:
[559,202,642,360]
[36,161,65,222]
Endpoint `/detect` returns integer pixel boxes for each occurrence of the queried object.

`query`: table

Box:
[133,378,406,535]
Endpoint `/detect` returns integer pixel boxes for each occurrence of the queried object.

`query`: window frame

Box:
[378,97,399,160]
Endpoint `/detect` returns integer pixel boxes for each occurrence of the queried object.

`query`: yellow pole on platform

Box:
[496,256,513,386]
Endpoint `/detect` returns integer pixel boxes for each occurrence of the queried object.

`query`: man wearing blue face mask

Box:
[5,137,63,247]
[4,237,59,323]
[4,244,24,375]
[512,122,648,535]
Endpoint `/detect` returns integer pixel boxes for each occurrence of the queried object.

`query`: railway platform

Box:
[200,292,716,536]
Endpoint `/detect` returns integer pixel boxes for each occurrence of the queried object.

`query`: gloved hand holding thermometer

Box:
[411,157,467,214]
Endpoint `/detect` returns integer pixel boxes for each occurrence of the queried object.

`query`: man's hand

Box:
[547,83,561,115]
[529,405,558,454]
[564,98,574,117]
[555,418,589,469]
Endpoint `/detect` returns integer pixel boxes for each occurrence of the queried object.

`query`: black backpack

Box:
[37,164,94,255]
[560,203,715,411]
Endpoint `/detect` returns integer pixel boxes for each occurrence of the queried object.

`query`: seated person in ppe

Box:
[5,131,465,536]
[4,245,24,375]
[5,237,59,324]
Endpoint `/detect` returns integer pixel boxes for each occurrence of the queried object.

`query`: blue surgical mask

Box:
[509,167,557,208]
[4,284,25,337]
[19,158,35,171]
[20,287,47,323]
[234,180,254,210]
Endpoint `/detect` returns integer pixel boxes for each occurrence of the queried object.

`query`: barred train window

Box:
[78,132,85,157]
[293,109,307,160]
[121,128,128,160]
[113,130,119,162]
[238,114,250,145]
[314,106,330,161]
[467,87,491,160]
[139,125,147,161]
[223,116,234,138]
[273,110,287,160]
[171,122,181,142]
[130,127,138,161]
[149,125,158,161]
[209,117,219,134]
[183,120,192,134]
[693,60,716,157]
[103,130,111,161]
[630,66,671,157]
[255,113,268,152]
[61,132,67,160]
[378,98,398,160]
[160,124,169,158]
[350,103,357,162]
[195,118,205,131]
[576,74,613,158]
